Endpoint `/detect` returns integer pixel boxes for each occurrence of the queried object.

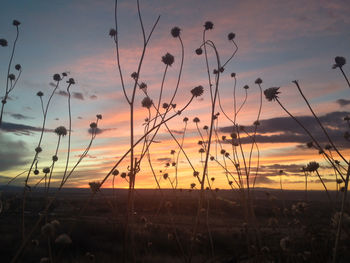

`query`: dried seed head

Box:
[255,78,262,84]
[171,27,181,38]
[53,74,61,81]
[15,64,21,71]
[37,91,44,97]
[228,32,235,40]
[193,117,200,123]
[90,122,97,129]
[8,74,15,81]
[161,52,175,66]
[13,20,21,26]
[334,56,346,68]
[109,28,117,37]
[52,155,58,162]
[112,169,119,176]
[195,48,203,55]
[0,39,8,47]
[54,126,67,136]
[67,78,75,84]
[96,114,102,120]
[55,234,72,245]
[35,146,42,153]
[141,97,153,109]
[264,87,280,101]
[204,21,214,30]
[191,85,204,97]
[183,117,189,122]
[43,167,50,174]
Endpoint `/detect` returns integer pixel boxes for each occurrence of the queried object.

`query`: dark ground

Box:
[0,187,349,262]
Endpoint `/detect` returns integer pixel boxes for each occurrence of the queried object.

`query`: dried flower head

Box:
[334,56,346,68]
[193,171,199,177]
[255,78,262,84]
[139,82,147,90]
[264,87,280,101]
[171,27,181,38]
[199,148,205,153]
[163,173,168,180]
[15,64,21,71]
[35,146,42,153]
[54,126,67,136]
[8,74,15,81]
[13,20,21,26]
[131,72,138,79]
[52,155,58,162]
[0,39,8,47]
[191,85,204,97]
[306,161,319,172]
[228,32,235,40]
[170,150,175,154]
[162,53,175,66]
[195,48,203,55]
[41,223,54,237]
[55,234,72,245]
[243,85,249,90]
[210,156,215,161]
[43,167,50,174]
[204,21,214,30]
[37,91,44,97]
[90,122,97,129]
[109,28,117,37]
[162,102,169,109]
[89,181,101,193]
[34,169,39,175]
[53,74,61,81]
[193,117,200,123]
[121,172,127,178]
[203,125,208,130]
[141,97,153,109]
[230,132,237,139]
[67,78,75,84]
[190,183,196,189]
[231,72,236,78]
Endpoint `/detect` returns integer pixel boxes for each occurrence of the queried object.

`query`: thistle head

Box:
[333,56,346,68]
[109,28,117,37]
[228,32,235,40]
[191,85,204,97]
[53,74,61,82]
[195,48,203,55]
[54,126,67,136]
[204,21,214,30]
[141,97,153,109]
[171,27,181,38]
[255,78,263,85]
[13,20,21,26]
[0,39,8,47]
[161,53,175,66]
[264,87,280,101]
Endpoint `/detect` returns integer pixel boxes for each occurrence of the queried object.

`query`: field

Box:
[1,187,347,262]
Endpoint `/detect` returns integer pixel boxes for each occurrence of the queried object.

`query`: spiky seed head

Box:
[191,85,204,97]
[54,126,67,136]
[161,52,175,66]
[255,78,262,84]
[0,39,8,47]
[55,234,72,245]
[141,97,153,109]
[204,21,214,30]
[171,27,181,38]
[109,28,116,37]
[13,20,21,26]
[195,48,203,55]
[53,74,61,81]
[228,32,235,40]
[264,87,280,101]
[334,56,346,68]
[67,78,75,84]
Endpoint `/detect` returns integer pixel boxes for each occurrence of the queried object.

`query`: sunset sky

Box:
[1,0,350,190]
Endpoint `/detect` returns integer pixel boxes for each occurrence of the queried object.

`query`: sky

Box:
[1,0,350,191]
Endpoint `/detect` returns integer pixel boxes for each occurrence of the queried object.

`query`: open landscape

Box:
[1,0,350,262]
